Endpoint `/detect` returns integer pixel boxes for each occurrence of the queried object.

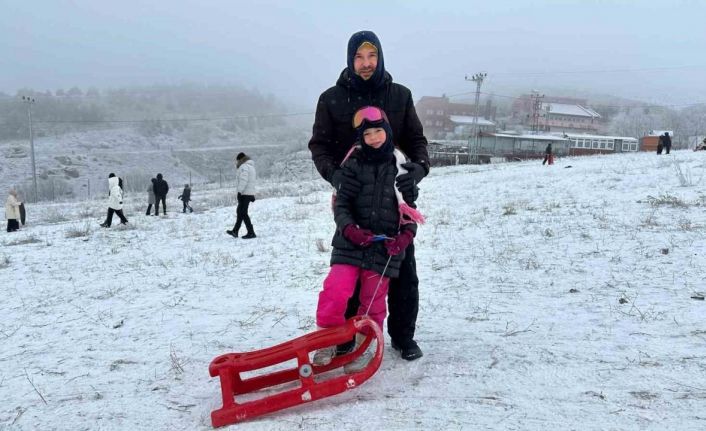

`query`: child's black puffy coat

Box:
[331,153,416,278]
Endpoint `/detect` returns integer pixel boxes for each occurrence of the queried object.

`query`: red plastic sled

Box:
[208,316,383,427]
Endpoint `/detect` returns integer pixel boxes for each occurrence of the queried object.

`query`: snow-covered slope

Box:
[1,150,705,430]
[0,125,310,200]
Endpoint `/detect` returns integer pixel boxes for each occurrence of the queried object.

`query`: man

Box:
[663,132,672,154]
[153,173,169,215]
[542,143,553,165]
[226,152,257,239]
[309,30,430,360]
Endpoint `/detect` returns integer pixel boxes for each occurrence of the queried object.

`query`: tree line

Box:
[0,83,285,141]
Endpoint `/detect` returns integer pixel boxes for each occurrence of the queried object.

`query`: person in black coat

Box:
[153,173,169,215]
[663,132,672,154]
[178,184,193,213]
[542,143,553,165]
[308,30,429,361]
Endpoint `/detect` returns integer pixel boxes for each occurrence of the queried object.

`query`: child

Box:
[178,184,193,213]
[313,106,423,373]
[5,189,22,232]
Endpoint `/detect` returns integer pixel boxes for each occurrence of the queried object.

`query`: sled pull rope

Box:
[363,254,393,317]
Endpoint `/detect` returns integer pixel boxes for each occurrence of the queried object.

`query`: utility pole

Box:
[22,95,38,201]
[530,90,545,134]
[465,72,487,164]
[543,104,552,132]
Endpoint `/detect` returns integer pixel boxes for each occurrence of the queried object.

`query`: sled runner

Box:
[209,316,383,427]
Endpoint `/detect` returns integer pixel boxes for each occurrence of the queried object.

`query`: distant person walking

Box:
[100,173,128,227]
[542,143,554,165]
[226,152,256,239]
[153,173,169,215]
[5,189,22,232]
[663,132,672,154]
[178,184,193,213]
[146,178,156,215]
[694,138,706,151]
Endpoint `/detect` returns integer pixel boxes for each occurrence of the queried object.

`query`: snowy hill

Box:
[1,150,705,430]
[0,125,311,201]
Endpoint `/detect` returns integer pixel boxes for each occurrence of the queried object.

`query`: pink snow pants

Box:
[316,264,390,333]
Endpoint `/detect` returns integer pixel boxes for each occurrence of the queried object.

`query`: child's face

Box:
[362,127,386,149]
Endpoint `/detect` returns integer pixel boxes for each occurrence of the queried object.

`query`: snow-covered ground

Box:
[1,150,705,430]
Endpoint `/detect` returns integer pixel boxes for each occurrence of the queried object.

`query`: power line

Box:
[444,90,706,109]
[34,111,314,125]
[490,64,706,76]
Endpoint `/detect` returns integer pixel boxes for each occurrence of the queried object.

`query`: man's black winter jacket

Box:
[309,69,430,185]
[153,179,169,197]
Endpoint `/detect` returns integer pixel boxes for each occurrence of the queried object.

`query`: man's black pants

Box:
[155,195,167,215]
[344,242,419,344]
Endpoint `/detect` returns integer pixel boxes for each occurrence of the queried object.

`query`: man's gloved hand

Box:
[343,224,375,247]
[396,162,425,199]
[331,168,361,194]
[384,229,415,256]
[331,169,346,190]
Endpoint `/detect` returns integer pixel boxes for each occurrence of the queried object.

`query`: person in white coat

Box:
[226,152,257,239]
[5,189,22,232]
[100,173,129,227]
[145,178,156,215]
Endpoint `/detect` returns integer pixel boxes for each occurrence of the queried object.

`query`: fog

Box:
[3,0,706,108]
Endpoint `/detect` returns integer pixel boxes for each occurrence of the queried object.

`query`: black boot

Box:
[242,232,257,239]
[336,338,356,355]
[391,339,423,361]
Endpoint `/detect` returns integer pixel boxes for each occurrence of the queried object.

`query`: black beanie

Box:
[347,30,386,91]
[236,152,246,160]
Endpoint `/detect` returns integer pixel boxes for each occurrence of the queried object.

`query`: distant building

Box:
[640,130,674,152]
[540,102,601,133]
[416,96,496,139]
[511,94,601,133]
[478,132,570,160]
[562,133,638,155]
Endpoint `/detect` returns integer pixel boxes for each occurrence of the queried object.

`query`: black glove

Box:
[331,169,346,190]
[399,182,419,204]
[331,169,360,193]
[396,162,425,199]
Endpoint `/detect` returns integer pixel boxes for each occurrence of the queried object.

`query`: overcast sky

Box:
[2,0,706,109]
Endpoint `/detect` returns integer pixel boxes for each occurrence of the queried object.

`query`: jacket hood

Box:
[236,155,252,169]
[358,120,394,162]
[345,30,387,91]
[108,176,120,189]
